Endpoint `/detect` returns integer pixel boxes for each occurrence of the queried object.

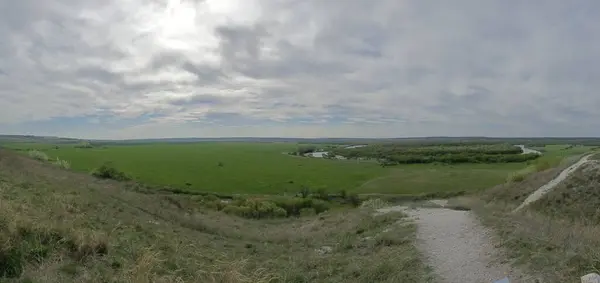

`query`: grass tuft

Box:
[27,150,49,162]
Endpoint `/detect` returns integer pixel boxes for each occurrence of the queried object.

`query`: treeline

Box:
[331,144,521,158]
[330,143,540,165]
[378,153,539,166]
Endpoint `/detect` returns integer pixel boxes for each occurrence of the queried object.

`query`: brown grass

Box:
[448,154,600,283]
[0,149,431,282]
[478,155,583,206]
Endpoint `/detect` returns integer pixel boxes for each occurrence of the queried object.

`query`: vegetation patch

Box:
[189,192,355,219]
[0,219,108,279]
[27,150,49,162]
[52,157,71,169]
[22,143,388,194]
[91,162,131,181]
[0,148,432,282]
[330,143,540,165]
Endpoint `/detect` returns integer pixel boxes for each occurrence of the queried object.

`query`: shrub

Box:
[91,162,130,181]
[347,193,362,207]
[296,145,317,155]
[52,158,71,169]
[27,150,49,162]
[223,205,252,218]
[339,190,348,199]
[202,194,221,203]
[310,199,330,214]
[204,200,227,211]
[271,197,330,217]
[508,172,527,183]
[75,142,93,149]
[315,188,329,201]
[299,187,310,198]
[222,199,288,219]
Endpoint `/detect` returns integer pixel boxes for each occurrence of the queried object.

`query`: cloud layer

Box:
[1,0,599,139]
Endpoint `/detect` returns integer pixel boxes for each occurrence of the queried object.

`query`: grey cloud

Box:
[169,94,233,106]
[1,0,600,138]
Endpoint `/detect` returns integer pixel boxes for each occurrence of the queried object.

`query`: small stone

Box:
[582,273,600,283]
[316,246,333,255]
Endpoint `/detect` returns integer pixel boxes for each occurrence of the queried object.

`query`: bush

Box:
[28,150,49,162]
[347,193,362,207]
[299,187,310,198]
[91,162,130,181]
[204,200,226,211]
[52,158,71,169]
[508,172,527,183]
[310,199,330,214]
[296,145,317,155]
[202,195,333,219]
[75,142,93,149]
[271,197,330,217]
[222,199,288,219]
[315,188,329,201]
[339,190,348,199]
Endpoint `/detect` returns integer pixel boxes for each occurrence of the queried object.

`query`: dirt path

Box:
[378,204,525,282]
[372,154,596,282]
[514,154,593,212]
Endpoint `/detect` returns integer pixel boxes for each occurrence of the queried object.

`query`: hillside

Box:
[529,160,600,224]
[460,154,600,283]
[0,149,429,282]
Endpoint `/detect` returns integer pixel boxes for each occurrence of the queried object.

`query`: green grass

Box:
[535,144,594,164]
[5,142,590,196]
[27,143,391,194]
[0,149,433,282]
[355,163,524,194]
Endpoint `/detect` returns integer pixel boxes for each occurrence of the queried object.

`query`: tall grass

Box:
[52,158,71,169]
[28,150,49,161]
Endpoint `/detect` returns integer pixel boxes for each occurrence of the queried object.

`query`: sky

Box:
[1,0,599,139]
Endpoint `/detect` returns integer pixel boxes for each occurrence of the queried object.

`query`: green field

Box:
[2,142,593,195]
[355,163,525,194]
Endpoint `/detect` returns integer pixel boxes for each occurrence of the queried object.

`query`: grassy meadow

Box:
[0,149,432,282]
[2,141,593,196]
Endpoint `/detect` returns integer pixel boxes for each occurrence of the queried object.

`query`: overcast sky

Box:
[1,0,599,139]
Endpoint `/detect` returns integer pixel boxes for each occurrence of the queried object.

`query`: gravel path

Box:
[373,153,595,282]
[378,205,525,282]
[514,154,592,212]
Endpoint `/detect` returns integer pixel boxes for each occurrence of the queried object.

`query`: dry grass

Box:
[462,200,600,283]
[477,155,583,206]
[0,149,430,282]
[448,154,600,283]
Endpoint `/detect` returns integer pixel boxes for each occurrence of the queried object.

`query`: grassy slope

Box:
[0,149,431,282]
[454,146,600,283]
